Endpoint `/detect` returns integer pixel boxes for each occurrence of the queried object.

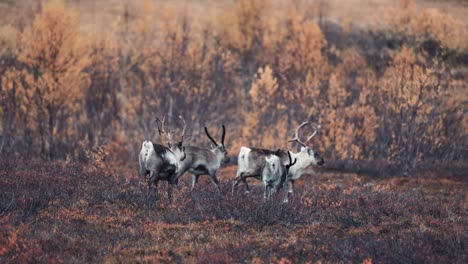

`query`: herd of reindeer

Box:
[139,116,325,202]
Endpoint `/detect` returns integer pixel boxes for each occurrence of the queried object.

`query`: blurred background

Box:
[0,0,466,174]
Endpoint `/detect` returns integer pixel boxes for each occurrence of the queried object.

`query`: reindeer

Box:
[171,123,229,191]
[262,151,297,202]
[138,115,190,197]
[233,122,324,196]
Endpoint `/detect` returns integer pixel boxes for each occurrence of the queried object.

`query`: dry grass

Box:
[0,160,466,262]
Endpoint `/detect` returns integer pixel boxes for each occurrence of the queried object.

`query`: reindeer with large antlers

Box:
[171,124,229,191]
[138,115,190,197]
[233,122,324,196]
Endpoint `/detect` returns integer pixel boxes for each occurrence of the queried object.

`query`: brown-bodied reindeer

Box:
[138,115,190,197]
[171,121,229,191]
[233,122,324,196]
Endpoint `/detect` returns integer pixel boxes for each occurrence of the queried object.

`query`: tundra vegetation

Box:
[0,0,466,262]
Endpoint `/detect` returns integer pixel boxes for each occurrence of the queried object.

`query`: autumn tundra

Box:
[0,0,466,263]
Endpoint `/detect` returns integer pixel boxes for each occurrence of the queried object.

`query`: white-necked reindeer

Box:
[138,115,189,197]
[233,122,324,196]
[262,151,296,202]
[172,123,229,191]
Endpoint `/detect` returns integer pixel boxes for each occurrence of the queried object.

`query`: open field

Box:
[1,160,466,262]
[0,0,467,262]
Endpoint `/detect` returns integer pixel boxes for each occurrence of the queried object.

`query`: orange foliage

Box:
[14,1,90,157]
[0,0,465,169]
[392,0,467,50]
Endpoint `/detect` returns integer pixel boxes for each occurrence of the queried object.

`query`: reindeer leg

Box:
[209,170,221,193]
[232,177,241,194]
[148,171,155,190]
[288,180,295,198]
[148,170,159,199]
[191,174,200,191]
[234,172,252,194]
[170,171,179,186]
[139,169,148,187]
[167,182,173,200]
[242,178,251,194]
[232,168,243,194]
[233,172,254,195]
[263,184,268,201]
[283,181,289,203]
[171,169,184,186]
[153,178,160,200]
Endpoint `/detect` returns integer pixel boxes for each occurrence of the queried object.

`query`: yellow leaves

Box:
[328,73,349,108]
[250,66,278,106]
[281,17,328,76]
[413,8,466,50]
[20,2,79,65]
[0,0,463,162]
[218,0,268,52]
[262,16,282,50]
[19,0,90,106]
[0,0,92,155]
[391,0,467,50]
[0,25,20,56]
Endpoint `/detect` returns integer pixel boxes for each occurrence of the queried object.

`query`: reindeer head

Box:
[156,115,191,162]
[288,122,325,166]
[205,125,230,164]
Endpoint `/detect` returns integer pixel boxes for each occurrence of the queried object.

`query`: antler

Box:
[155,115,175,144]
[205,125,226,146]
[288,122,309,147]
[288,122,321,147]
[178,115,192,142]
[305,123,321,144]
[204,127,218,146]
[285,151,297,172]
[155,115,165,136]
[221,125,226,146]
